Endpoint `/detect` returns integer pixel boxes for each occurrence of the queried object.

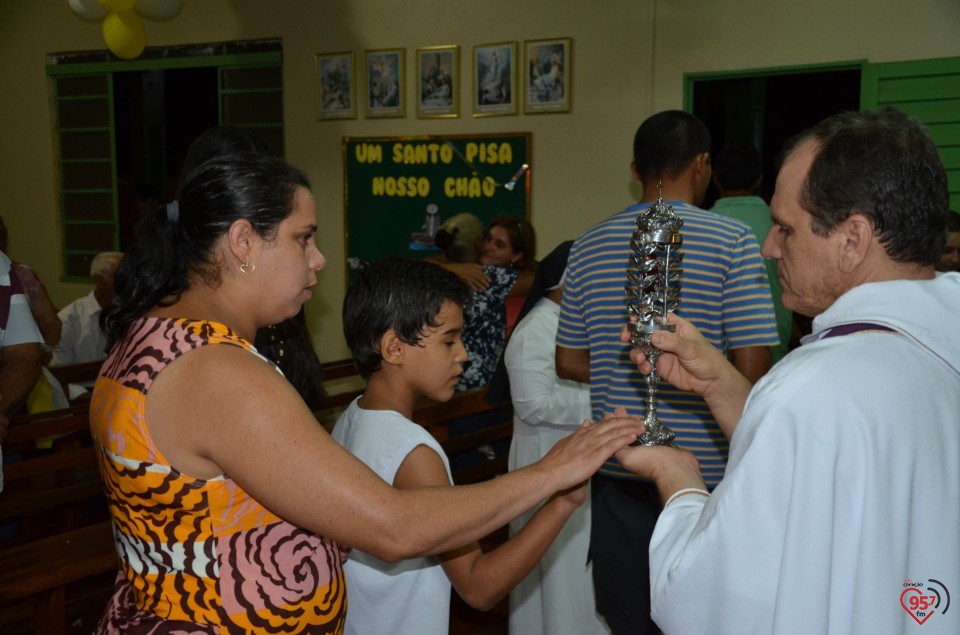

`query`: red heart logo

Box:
[900,588,935,625]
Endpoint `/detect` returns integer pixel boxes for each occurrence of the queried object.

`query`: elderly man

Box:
[51,251,122,366]
[618,108,960,634]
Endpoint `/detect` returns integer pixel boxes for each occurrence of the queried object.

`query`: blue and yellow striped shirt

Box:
[557,201,779,486]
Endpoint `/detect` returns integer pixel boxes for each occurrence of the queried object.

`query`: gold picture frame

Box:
[473,41,517,117]
[524,37,572,114]
[364,47,405,118]
[416,45,459,118]
[314,51,356,120]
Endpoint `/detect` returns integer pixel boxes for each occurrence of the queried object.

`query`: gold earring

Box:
[240,259,255,274]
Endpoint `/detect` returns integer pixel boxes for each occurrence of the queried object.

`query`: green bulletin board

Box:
[342,132,531,278]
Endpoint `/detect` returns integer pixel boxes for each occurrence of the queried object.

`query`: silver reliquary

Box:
[625,185,683,446]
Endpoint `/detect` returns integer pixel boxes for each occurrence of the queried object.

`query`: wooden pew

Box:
[413,388,514,485]
[0,406,117,634]
[0,522,116,635]
[319,357,360,381]
[46,360,103,387]
[314,357,364,430]
[1,405,107,542]
[46,360,103,402]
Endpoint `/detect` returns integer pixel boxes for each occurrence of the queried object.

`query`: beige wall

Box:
[2,0,958,361]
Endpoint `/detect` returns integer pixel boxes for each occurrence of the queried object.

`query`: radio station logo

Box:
[901,579,951,625]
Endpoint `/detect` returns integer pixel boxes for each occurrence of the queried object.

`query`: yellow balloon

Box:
[102,11,146,60]
[98,0,137,12]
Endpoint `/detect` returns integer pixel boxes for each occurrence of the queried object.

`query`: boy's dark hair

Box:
[714,141,762,191]
[343,257,472,379]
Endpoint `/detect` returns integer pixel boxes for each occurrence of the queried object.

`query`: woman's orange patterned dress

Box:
[90,317,346,633]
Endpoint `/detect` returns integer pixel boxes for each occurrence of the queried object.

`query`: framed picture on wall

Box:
[473,41,517,117]
[365,48,405,118]
[524,37,572,114]
[314,51,356,120]
[416,45,459,118]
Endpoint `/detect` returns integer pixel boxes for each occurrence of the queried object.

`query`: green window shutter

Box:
[46,44,283,279]
[862,56,960,211]
[219,58,285,157]
[52,72,118,280]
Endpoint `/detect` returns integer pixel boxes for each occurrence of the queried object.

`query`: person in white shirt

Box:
[617,107,960,634]
[50,251,122,366]
[332,257,643,635]
[0,249,43,491]
[500,240,609,635]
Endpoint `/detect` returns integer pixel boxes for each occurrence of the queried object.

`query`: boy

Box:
[333,257,590,635]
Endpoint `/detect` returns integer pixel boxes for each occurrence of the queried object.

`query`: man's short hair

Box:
[632,110,711,183]
[342,257,472,379]
[714,141,762,191]
[91,251,124,278]
[780,107,949,265]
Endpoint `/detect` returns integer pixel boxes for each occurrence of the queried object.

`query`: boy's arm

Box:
[394,444,583,612]
[442,487,582,611]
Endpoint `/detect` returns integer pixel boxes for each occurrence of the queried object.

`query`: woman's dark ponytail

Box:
[103,200,193,348]
[103,154,310,348]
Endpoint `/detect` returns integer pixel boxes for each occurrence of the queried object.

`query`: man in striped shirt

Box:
[556,110,779,634]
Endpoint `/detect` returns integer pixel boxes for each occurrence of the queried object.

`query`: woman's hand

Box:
[533,409,644,492]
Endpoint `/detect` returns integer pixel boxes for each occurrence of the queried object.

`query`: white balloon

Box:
[68,0,108,22]
[135,0,183,21]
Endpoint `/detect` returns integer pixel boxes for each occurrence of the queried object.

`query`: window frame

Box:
[46,45,284,281]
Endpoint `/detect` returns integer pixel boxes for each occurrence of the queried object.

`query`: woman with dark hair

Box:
[431,212,536,388]
[431,212,516,391]
[92,153,641,633]
[483,214,536,335]
[483,213,536,272]
[176,126,326,412]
